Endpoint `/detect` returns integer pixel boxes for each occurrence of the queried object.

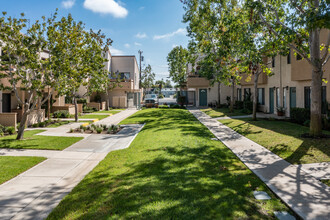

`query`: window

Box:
[258,88,265,105]
[287,50,291,64]
[272,56,275,67]
[244,88,251,101]
[283,88,287,108]
[276,87,280,107]
[237,88,242,101]
[297,54,302,60]
[120,72,130,80]
[304,86,311,109]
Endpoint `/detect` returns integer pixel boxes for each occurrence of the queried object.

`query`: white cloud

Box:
[124,43,130,48]
[134,42,142,46]
[139,6,145,10]
[153,28,186,40]
[110,47,125,55]
[172,44,178,48]
[83,0,128,18]
[62,0,75,9]
[135,32,147,39]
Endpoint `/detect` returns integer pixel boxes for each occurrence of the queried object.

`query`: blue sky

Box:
[2,0,190,81]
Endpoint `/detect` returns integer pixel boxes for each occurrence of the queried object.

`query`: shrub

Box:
[158,94,164,99]
[83,106,97,113]
[303,120,310,127]
[6,126,16,135]
[53,110,70,118]
[96,127,103,134]
[290,108,310,125]
[0,131,4,136]
[159,105,169,109]
[243,101,253,111]
[39,122,46,127]
[32,123,39,128]
[234,101,244,109]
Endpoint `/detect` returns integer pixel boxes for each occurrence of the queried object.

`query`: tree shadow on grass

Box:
[222,119,330,164]
[48,144,285,220]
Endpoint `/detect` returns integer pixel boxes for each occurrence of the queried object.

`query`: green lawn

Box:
[0,156,46,184]
[79,114,110,120]
[220,118,330,164]
[0,130,83,150]
[201,107,248,118]
[48,109,290,219]
[95,110,123,113]
[46,121,71,128]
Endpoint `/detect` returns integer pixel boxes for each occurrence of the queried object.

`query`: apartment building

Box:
[0,48,64,126]
[87,51,142,109]
[186,29,330,117]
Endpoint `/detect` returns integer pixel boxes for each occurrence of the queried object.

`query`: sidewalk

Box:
[188,107,330,220]
[0,110,141,220]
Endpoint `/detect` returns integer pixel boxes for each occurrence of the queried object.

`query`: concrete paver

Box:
[0,110,142,220]
[297,162,330,180]
[188,107,330,220]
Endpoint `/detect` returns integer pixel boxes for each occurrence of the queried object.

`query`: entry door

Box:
[2,93,11,112]
[289,87,296,108]
[199,89,207,106]
[269,88,274,114]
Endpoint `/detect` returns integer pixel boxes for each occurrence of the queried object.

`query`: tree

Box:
[165,79,173,88]
[251,0,330,136]
[167,46,190,106]
[182,0,244,110]
[0,12,55,140]
[47,14,112,122]
[141,64,155,95]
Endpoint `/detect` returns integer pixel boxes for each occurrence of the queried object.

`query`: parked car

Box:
[144,94,158,108]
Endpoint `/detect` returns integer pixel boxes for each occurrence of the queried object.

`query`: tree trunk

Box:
[252,72,260,121]
[73,97,78,122]
[105,90,109,111]
[230,81,235,113]
[309,28,323,137]
[218,82,221,107]
[16,107,29,140]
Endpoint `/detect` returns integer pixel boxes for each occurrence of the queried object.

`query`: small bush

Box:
[290,108,310,125]
[96,127,103,134]
[32,123,39,128]
[39,122,46,127]
[159,105,169,109]
[234,101,244,109]
[158,94,164,99]
[303,120,310,127]
[6,126,16,135]
[53,110,70,118]
[243,101,253,111]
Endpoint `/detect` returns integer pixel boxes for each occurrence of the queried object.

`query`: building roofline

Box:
[112,55,136,57]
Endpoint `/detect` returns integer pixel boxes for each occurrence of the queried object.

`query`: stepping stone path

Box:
[274,211,296,220]
[253,191,271,200]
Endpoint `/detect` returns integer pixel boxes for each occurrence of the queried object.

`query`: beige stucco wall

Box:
[0,113,17,127]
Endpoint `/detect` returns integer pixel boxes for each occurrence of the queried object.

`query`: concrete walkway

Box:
[188,107,330,220]
[0,110,142,220]
[94,109,138,125]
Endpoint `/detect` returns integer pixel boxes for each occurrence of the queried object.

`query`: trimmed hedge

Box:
[290,107,310,125]
[53,110,70,118]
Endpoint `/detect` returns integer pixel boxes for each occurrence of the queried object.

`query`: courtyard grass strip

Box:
[48,109,290,219]
[201,107,248,118]
[220,118,330,164]
[0,130,83,150]
[0,156,46,184]
[79,114,110,120]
